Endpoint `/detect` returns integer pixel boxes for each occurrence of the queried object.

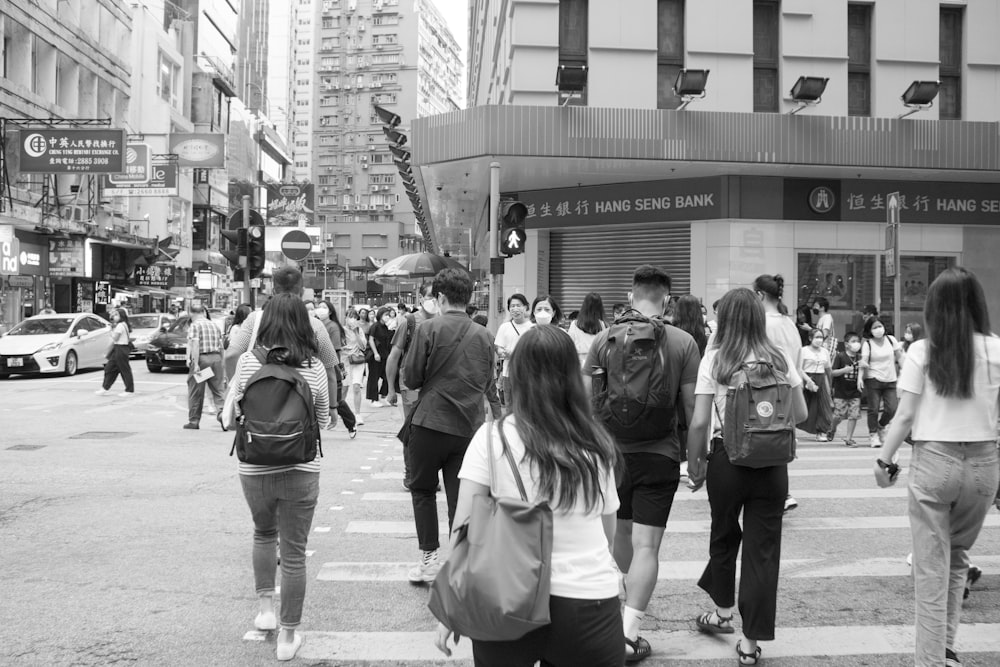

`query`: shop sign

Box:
[0,238,19,275]
[7,275,33,288]
[519,177,724,229]
[808,186,836,214]
[74,280,95,314]
[267,183,315,224]
[168,133,226,168]
[101,163,179,197]
[95,281,111,306]
[107,143,151,185]
[840,181,1000,225]
[133,265,175,289]
[16,240,48,276]
[48,238,86,277]
[18,129,126,174]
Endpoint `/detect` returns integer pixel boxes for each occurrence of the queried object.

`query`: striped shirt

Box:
[233,350,331,476]
[188,317,224,354]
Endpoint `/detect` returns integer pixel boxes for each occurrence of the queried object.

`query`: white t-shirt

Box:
[800,344,831,375]
[897,336,1000,442]
[863,335,901,382]
[458,418,620,600]
[568,320,604,371]
[765,312,803,367]
[695,348,802,437]
[816,312,834,336]
[494,319,534,377]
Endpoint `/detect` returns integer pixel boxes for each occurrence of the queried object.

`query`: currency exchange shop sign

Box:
[18,129,126,174]
[519,177,724,229]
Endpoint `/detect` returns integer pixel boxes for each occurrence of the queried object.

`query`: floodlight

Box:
[673,69,710,110]
[899,80,941,119]
[789,76,829,114]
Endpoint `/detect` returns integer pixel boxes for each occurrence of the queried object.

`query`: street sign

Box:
[18,129,126,174]
[885,192,899,277]
[280,229,313,261]
[228,208,265,229]
[886,192,901,225]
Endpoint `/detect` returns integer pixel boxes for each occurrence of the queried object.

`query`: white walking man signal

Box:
[505,230,521,250]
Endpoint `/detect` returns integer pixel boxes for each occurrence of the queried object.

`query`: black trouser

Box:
[864,378,898,434]
[472,596,624,667]
[698,442,787,641]
[366,355,387,401]
[408,425,468,551]
[102,344,134,392]
[336,398,356,431]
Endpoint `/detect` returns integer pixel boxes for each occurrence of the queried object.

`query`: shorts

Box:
[616,452,680,528]
[833,397,861,422]
[348,361,366,386]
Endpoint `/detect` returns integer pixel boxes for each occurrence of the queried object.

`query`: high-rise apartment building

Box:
[302,0,461,298]
[416,0,1000,330]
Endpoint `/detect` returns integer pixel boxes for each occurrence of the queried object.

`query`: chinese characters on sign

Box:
[48,238,85,277]
[101,163,179,197]
[839,182,1000,225]
[18,129,127,174]
[107,143,151,185]
[134,265,175,289]
[266,183,315,225]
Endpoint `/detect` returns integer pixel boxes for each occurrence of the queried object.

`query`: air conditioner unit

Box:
[361,163,368,169]
[381,185,389,191]
[383,204,392,210]
[370,185,379,192]
[325,233,334,241]
[326,241,336,249]
[375,45,382,50]
[369,204,378,210]
[61,205,88,222]
[369,144,376,150]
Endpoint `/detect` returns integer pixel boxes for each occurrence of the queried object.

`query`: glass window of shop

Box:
[797,252,956,339]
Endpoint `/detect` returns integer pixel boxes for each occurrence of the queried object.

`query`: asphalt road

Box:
[1,362,997,666]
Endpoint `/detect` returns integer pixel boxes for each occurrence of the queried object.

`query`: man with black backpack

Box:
[585,264,700,664]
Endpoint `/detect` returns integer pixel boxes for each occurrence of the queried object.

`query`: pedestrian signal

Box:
[498,201,528,256]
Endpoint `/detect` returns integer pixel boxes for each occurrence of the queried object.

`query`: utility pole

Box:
[242,194,252,308]
[487,161,501,333]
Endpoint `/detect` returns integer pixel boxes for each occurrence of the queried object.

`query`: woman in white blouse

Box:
[568,292,606,371]
[875,267,1000,667]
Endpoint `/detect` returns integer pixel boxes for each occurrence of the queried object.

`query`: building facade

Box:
[306,0,462,299]
[415,0,1000,334]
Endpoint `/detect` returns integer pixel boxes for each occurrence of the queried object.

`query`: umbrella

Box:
[372,252,468,279]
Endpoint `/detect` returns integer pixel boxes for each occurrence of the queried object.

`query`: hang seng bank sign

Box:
[519,177,723,229]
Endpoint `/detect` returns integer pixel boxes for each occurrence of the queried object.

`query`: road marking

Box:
[368,468,902,480]
[305,550,315,557]
[317,555,1000,582]
[346,515,1000,535]
[360,466,372,470]
[243,630,268,642]
[351,478,365,483]
[330,506,344,511]
[314,527,331,533]
[360,488,911,503]
[341,490,355,495]
[297,624,1000,662]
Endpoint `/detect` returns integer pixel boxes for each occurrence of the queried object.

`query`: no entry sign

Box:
[280,230,313,261]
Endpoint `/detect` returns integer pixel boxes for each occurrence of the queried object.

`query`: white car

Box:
[128,312,175,357]
[0,313,112,378]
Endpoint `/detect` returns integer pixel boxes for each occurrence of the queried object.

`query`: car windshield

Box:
[131,315,162,329]
[8,318,74,335]
[167,318,190,335]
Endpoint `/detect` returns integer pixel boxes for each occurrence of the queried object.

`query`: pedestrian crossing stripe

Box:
[369,468,906,480]
[290,624,1000,662]
[343,515,1000,536]
[316,556,1000,582]
[360,488,912,502]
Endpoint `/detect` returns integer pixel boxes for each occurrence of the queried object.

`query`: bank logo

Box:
[808,186,835,214]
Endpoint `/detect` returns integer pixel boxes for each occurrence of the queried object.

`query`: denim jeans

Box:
[908,440,999,667]
[187,352,225,423]
[240,470,320,628]
[864,378,898,434]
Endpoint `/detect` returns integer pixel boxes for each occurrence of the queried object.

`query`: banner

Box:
[18,129,127,174]
[267,183,315,225]
[48,238,86,278]
[168,133,226,168]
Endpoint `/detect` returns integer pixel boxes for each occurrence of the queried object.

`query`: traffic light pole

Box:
[488,161,501,333]
[242,195,253,308]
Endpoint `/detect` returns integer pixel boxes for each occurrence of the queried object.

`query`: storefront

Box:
[0,230,53,330]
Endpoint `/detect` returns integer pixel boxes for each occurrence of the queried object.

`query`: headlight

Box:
[37,342,62,353]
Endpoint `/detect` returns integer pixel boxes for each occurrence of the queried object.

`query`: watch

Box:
[876,458,900,477]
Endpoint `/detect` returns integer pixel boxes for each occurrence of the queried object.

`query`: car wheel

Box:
[64,351,78,376]
[0,373,8,380]
[147,360,162,373]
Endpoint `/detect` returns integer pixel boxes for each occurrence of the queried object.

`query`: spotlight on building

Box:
[556,64,588,106]
[373,104,401,128]
[673,69,710,110]
[383,127,407,146]
[898,80,941,119]
[788,76,829,114]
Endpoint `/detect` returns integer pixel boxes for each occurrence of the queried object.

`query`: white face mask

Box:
[534,311,553,325]
[423,297,438,315]
[315,306,329,320]
[848,341,862,352]
[872,327,885,339]
[904,332,913,341]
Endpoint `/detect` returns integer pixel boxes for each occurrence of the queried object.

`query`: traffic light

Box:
[220,228,247,281]
[498,200,528,256]
[246,225,266,279]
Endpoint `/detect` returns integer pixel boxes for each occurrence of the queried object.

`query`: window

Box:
[362,234,388,248]
[333,234,351,248]
[939,6,963,120]
[558,0,588,105]
[753,1,779,112]
[847,4,871,117]
[157,50,181,109]
[656,0,684,110]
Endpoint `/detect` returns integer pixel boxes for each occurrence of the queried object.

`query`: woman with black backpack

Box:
[685,288,807,666]
[231,293,331,661]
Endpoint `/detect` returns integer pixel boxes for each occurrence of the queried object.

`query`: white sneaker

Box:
[95,389,111,396]
[407,550,441,584]
[117,391,133,397]
[870,432,882,448]
[356,415,365,425]
[783,495,798,513]
[254,611,277,631]
[817,433,830,442]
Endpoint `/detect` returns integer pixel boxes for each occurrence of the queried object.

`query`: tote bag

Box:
[427,422,553,641]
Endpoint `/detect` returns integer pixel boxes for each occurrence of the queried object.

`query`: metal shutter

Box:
[549,225,691,314]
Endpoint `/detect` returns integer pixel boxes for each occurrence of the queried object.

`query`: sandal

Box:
[844,439,857,448]
[624,636,651,663]
[696,610,734,634]
[736,640,761,666]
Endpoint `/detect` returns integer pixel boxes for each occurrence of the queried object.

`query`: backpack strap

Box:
[248,311,263,350]
[251,347,268,365]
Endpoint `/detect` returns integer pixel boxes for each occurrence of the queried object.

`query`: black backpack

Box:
[230,348,323,465]
[591,309,676,441]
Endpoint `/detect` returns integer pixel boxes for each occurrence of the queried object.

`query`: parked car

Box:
[128,313,175,358]
[0,313,112,378]
[144,316,193,373]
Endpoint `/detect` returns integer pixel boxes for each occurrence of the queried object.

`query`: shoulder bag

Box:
[427,421,553,641]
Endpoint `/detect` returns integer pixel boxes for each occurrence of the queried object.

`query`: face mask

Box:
[904,332,913,341]
[812,307,820,315]
[812,337,824,347]
[872,328,885,339]
[848,341,861,352]
[534,311,553,325]
[314,306,329,320]
[423,297,438,315]
[387,318,398,330]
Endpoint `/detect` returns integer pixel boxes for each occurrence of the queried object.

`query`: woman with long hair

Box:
[435,325,624,666]
[366,305,394,406]
[859,318,903,448]
[530,294,562,327]
[567,292,606,370]
[97,307,134,396]
[672,295,708,357]
[342,308,369,425]
[902,321,924,354]
[875,267,1000,667]
[798,328,834,441]
[685,288,807,667]
[316,300,358,437]
[225,303,253,349]
[232,293,331,662]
